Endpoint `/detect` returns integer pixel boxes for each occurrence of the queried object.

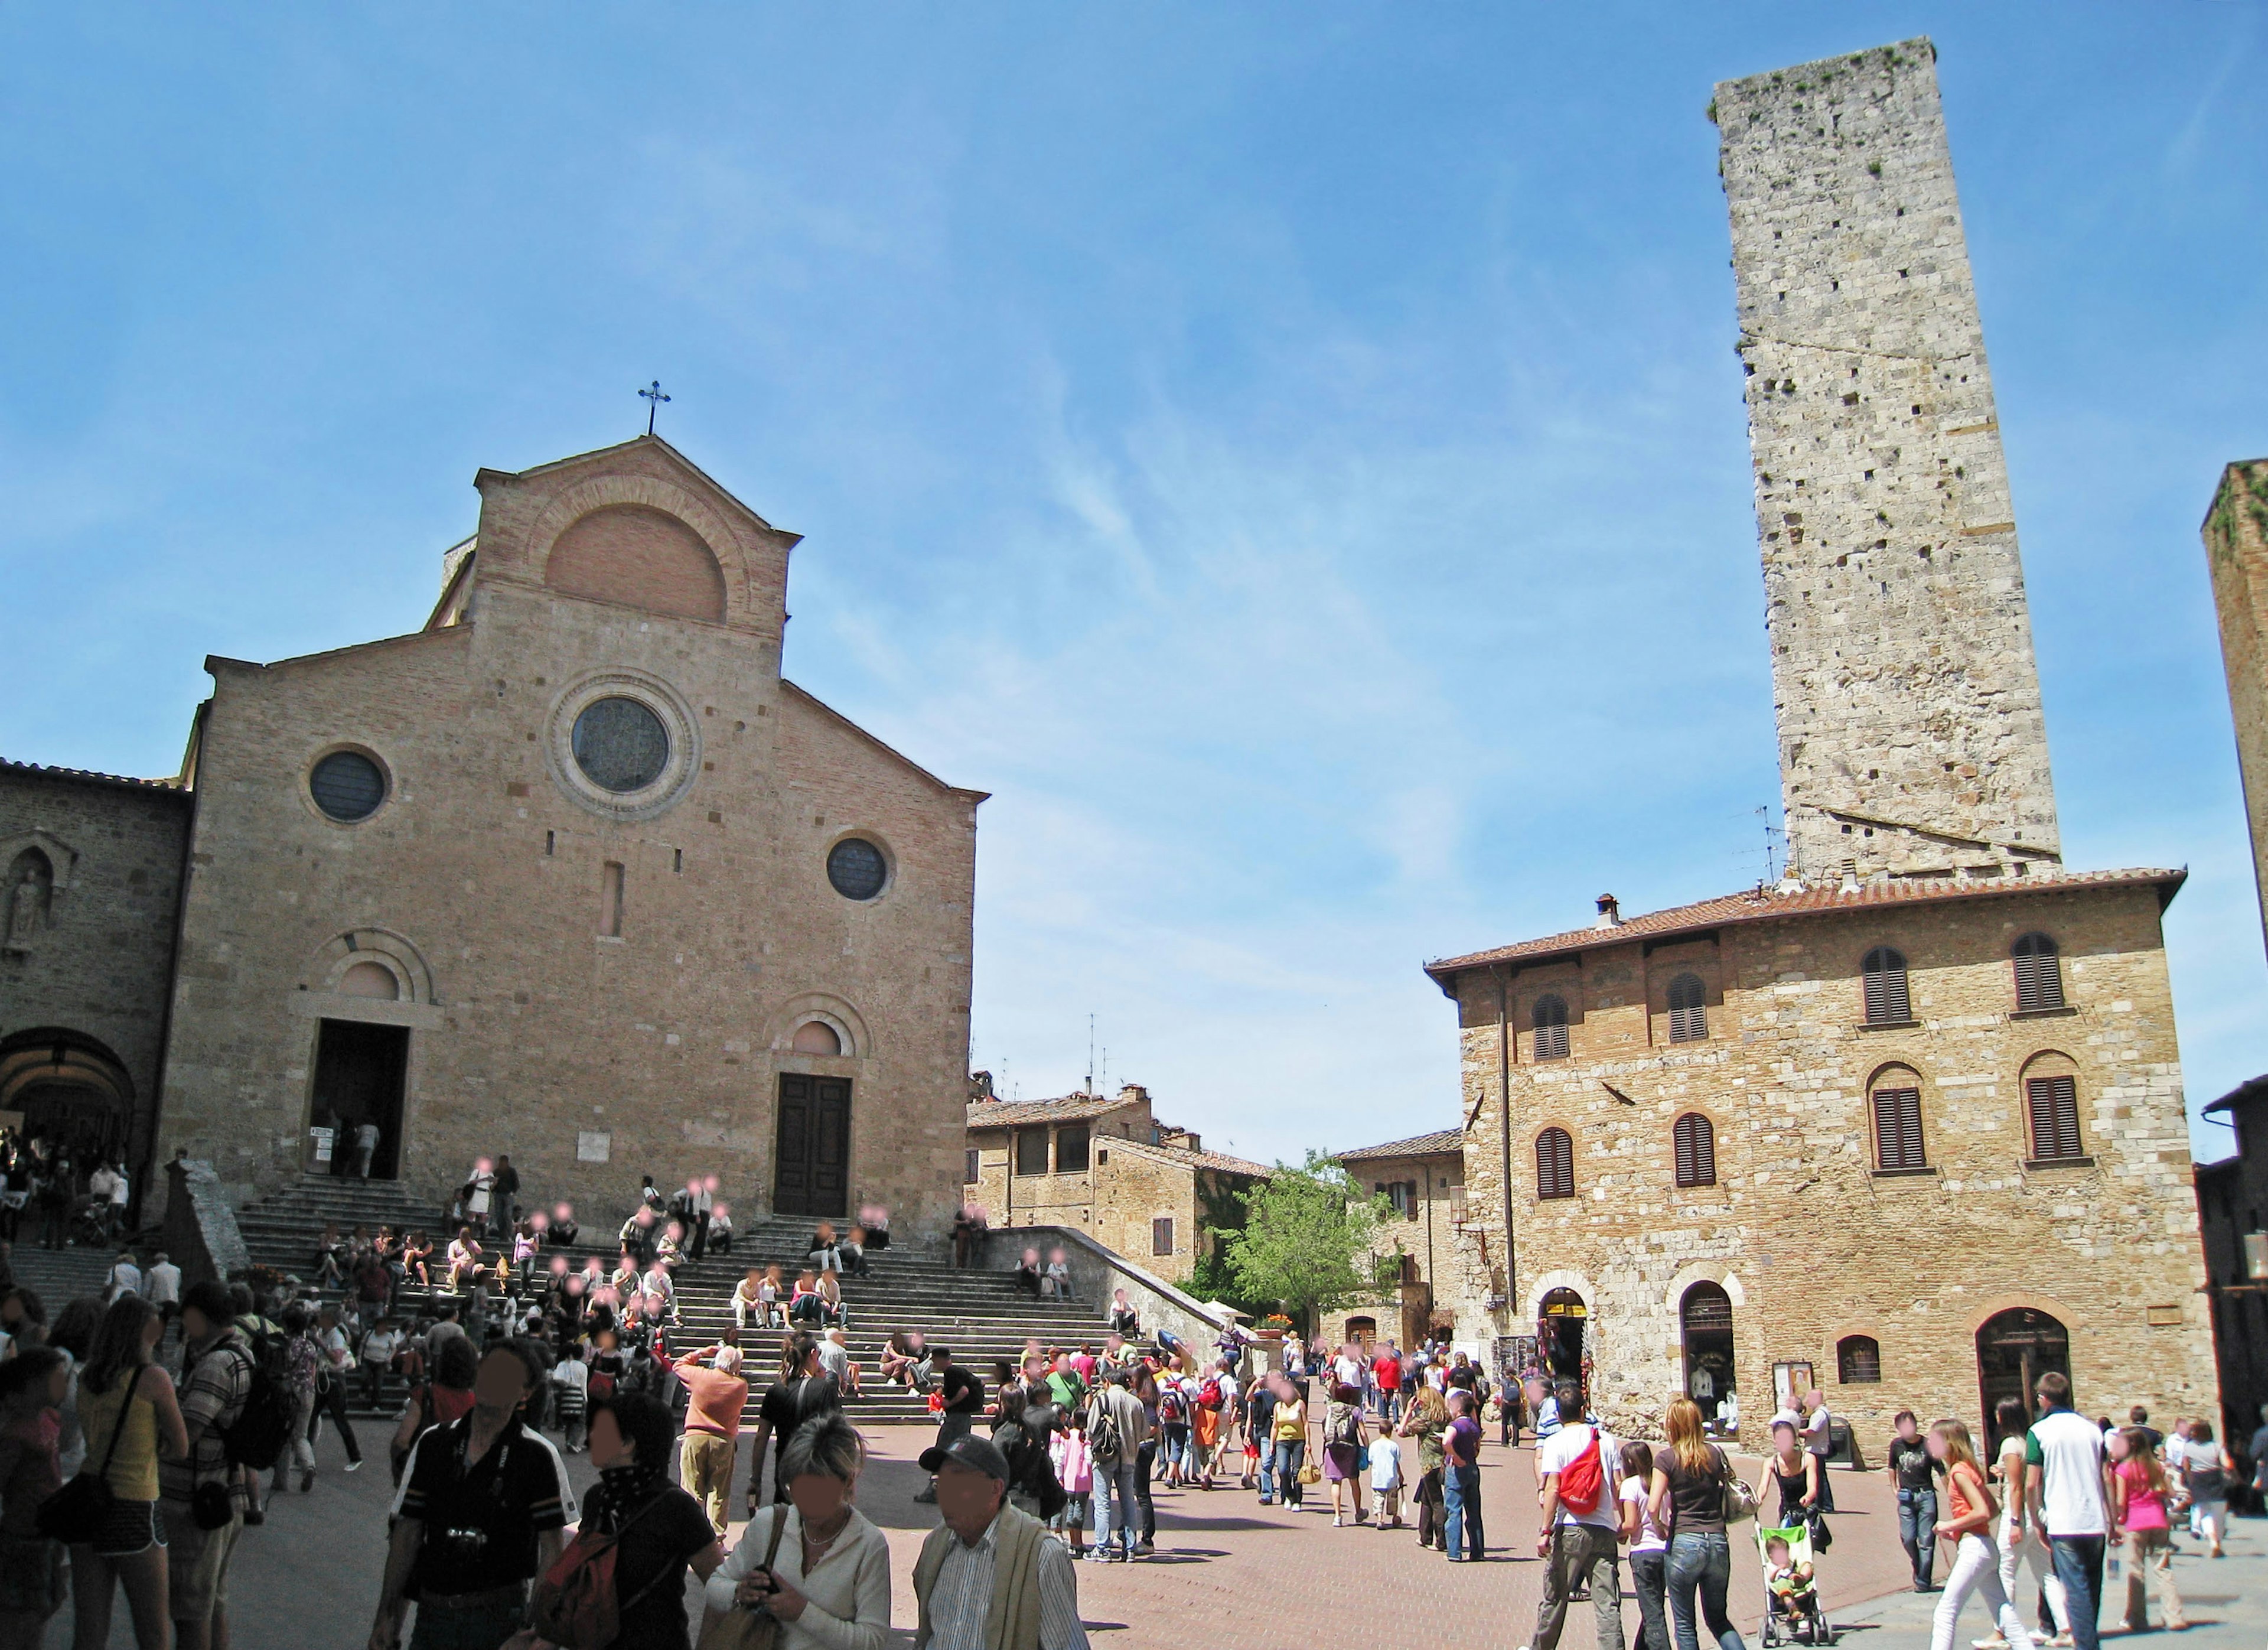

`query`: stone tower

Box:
[1717,38,2061,883]
[2204,458,2268,954]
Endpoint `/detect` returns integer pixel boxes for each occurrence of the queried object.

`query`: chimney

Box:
[1594,893,1622,930]
[1839,860,1861,896]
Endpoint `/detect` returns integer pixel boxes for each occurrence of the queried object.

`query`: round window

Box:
[572,697,671,793]
[309,751,387,822]
[826,838,888,901]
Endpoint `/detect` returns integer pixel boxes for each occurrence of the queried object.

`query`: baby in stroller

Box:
[1761,1529,1830,1645]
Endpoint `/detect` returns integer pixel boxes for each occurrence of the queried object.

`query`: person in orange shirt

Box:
[673,1343,749,1536]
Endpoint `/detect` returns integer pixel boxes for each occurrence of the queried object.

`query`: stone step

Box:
[4,1245,120,1309]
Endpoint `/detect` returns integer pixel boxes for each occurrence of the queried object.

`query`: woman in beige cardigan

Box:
[703,1414,891,1650]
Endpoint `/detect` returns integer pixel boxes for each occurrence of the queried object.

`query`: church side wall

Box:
[1444,883,2214,1441]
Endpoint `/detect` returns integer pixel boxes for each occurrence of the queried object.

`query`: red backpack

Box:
[530,1499,673,1650]
[1557,1428,1606,1515]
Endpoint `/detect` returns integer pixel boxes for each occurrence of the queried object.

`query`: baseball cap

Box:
[918,1433,1012,1483]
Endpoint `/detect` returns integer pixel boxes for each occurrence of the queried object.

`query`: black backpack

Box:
[216,1330,297,1472]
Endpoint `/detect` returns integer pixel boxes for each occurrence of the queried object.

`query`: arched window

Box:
[790,1020,843,1056]
[1861,946,1911,1026]
[1532,994,1570,1061]
[1667,972,1708,1043]
[1871,1070,1927,1170]
[1836,1335,1882,1384]
[1673,1112,1716,1187]
[1535,1127,1575,1200]
[2012,932,2064,1013]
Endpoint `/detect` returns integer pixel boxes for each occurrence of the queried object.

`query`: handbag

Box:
[1807,1508,1833,1551]
[530,1495,673,1650]
[696,1501,794,1650]
[39,1366,145,1544]
[1298,1460,1323,1486]
[1719,1450,1758,1527]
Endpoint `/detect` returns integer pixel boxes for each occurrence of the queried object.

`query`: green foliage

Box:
[1220,1152,1400,1332]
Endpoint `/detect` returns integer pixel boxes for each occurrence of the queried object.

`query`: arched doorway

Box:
[0,1028,135,1173]
[1680,1281,1737,1431]
[1538,1287,1588,1389]
[1344,1316,1378,1348]
[1976,1307,2071,1435]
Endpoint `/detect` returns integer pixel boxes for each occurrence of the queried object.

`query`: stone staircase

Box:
[2,1244,119,1311]
[230,1180,1112,1426]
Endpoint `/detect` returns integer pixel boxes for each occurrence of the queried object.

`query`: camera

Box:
[442,1526,490,1562]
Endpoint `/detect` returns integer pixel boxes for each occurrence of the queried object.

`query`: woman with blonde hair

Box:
[1927,1416,2035,1650]
[1646,1397,1747,1650]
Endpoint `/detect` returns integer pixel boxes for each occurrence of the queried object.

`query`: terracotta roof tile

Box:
[1113,1137,1275,1179]
[964,1092,1138,1130]
[1423,866,2185,994]
[1335,1129,1464,1163]
[0,758,184,794]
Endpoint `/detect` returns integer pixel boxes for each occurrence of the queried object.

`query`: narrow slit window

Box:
[1536,1127,1576,1199]
[1674,1112,1716,1187]
[601,861,625,938]
[545,829,556,857]
[1151,1217,1174,1257]
[1861,946,1910,1024]
[2012,932,2064,1013]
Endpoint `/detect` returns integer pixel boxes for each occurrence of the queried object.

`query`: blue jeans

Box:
[1257,1436,1276,1499]
[408,1596,524,1650]
[2049,1535,2105,1650]
[1666,1531,1745,1650]
[1272,1439,1307,1506]
[1092,1458,1142,1555]
[1898,1488,1939,1586]
[1442,1464,1482,1559]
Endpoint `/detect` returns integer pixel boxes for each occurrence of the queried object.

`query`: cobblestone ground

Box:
[67,1420,2263,1649]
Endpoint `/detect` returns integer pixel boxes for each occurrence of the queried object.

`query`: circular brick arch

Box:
[526,474,751,626]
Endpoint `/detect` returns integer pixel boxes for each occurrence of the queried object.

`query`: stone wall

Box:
[1716,39,2060,880]
[1439,877,2217,1443]
[2203,458,2268,958]
[970,1223,1235,1358]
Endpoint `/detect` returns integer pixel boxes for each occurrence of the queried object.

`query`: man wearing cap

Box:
[674,1342,749,1536]
[914,1433,1090,1650]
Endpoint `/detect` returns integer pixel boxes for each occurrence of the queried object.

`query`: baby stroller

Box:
[1755,1522,1833,1646]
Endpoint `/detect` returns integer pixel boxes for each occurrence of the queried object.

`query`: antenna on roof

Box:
[1756,805,1784,884]
[1086,1014,1096,1097]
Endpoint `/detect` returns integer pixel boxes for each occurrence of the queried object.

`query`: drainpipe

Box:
[1494,965,1517,1330]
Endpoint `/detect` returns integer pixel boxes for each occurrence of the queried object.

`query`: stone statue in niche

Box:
[4,851,53,953]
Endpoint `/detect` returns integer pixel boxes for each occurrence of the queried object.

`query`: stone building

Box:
[963,1081,1269,1284]
[2194,1076,2268,1445]
[2203,457,2268,954]
[1421,39,2218,1443]
[5,434,983,1241]
[1317,1128,1465,1351]
[0,763,194,1177]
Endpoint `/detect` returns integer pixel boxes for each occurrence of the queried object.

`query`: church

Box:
[0,435,983,1241]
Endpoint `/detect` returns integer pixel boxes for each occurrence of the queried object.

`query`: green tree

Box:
[1221,1151,1399,1332]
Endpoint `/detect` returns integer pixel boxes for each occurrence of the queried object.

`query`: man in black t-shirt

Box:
[1883,1408,1946,1591]
[912,1348,985,1505]
[371,1340,574,1650]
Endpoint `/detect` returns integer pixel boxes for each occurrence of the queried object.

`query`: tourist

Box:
[305,1303,365,1472]
[1246,1369,1278,1500]
[911,1432,1089,1648]
[788,1270,825,1327]
[706,1411,890,1649]
[2025,1372,2109,1650]
[1801,1390,1836,1513]
[1757,1419,1819,1529]
[839,1223,869,1278]
[143,1251,181,1324]
[914,1348,986,1504]
[672,1343,749,1537]
[2105,1427,2184,1633]
[466,1158,496,1238]
[1886,1408,1944,1591]
[2175,1420,2230,1556]
[882,1328,930,1388]
[1108,1288,1138,1338]
[1647,1396,1748,1650]
[1012,1248,1043,1298]
[705,1201,731,1256]
[107,1247,142,1303]
[540,1390,720,1650]
[1042,1247,1073,1300]
[1190,1361,1227,1489]
[1620,1441,1671,1650]
[162,1281,257,1650]
[549,1340,588,1454]
[1982,1396,2068,1650]
[1087,1365,1149,1562]
[748,1332,843,1514]
[1534,1378,1563,1440]
[731,1267,766,1332]
[1368,1413,1405,1528]
[271,1301,322,1500]
[1526,1378,1622,1645]
[370,1340,574,1650]
[446,1225,485,1293]
[0,1346,69,1649]
[1051,1413,1095,1555]
[1156,1369,1191,1488]
[390,1332,480,1484]
[1400,1384,1449,1548]
[809,1219,843,1275]
[1371,1339,1403,1424]
[1442,1387,1484,1561]
[1322,1381,1368,1527]
[71,1294,188,1650]
[350,1118,380,1177]
[400,1229,434,1288]
[1928,1417,2036,1650]
[1269,1374,1308,1512]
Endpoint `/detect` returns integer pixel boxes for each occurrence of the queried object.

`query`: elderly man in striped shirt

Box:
[912,1434,1090,1650]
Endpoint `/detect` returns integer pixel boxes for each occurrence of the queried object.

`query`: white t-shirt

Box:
[553,1358,589,1398]
[145,1262,181,1305]
[1803,1407,1832,1457]
[1537,1422,1622,1530]
[2027,1410,2107,1537]
[109,1261,142,1298]
[817,1340,851,1383]
[361,1329,403,1368]
[109,1173,130,1207]
[2178,1437,2224,1486]
[1622,1472,1667,1553]
[1368,1433,1403,1491]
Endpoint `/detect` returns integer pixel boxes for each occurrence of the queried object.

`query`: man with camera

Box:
[369,1340,575,1650]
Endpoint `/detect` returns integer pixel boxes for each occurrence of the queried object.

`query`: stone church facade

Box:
[1425,39,2218,1443]
[3,435,982,1240]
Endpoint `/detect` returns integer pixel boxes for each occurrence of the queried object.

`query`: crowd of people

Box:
[0,1133,133,1252]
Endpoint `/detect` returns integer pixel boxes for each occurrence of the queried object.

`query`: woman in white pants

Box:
[1982,1397,2071,1649]
[1929,1417,2035,1650]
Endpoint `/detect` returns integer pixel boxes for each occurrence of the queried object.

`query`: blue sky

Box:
[4,5,2263,1168]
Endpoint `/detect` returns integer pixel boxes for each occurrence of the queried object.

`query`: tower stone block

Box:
[2204,457,2268,954]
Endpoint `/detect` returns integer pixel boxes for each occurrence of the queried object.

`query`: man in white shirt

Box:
[913,1434,1089,1649]
[2026,1371,2109,1650]
[1801,1389,1836,1512]
[1524,1379,1625,1650]
[106,1249,142,1303]
[145,1251,183,1320]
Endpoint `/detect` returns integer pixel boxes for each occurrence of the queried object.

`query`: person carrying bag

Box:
[696,1503,789,1650]
[36,1368,142,1543]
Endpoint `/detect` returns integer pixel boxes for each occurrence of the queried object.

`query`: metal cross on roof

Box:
[638,380,671,435]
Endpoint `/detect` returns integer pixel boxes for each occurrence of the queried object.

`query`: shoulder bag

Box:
[1718,1446,1759,1527]
[696,1503,794,1650]
[530,1493,677,1650]
[38,1366,146,1543]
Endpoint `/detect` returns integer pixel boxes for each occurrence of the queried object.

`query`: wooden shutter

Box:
[2026,1075,2081,1160]
[1536,1128,1575,1200]
[1151,1217,1174,1256]
[2013,934,2064,1013]
[1872,1087,1925,1170]
[1667,974,1707,1042]
[1674,1113,1716,1187]
[1862,948,1910,1024]
[1533,995,1570,1061]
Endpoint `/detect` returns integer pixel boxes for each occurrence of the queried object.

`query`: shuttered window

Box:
[1861,946,1911,1025]
[1673,1112,1716,1187]
[964,1148,980,1184]
[1872,1086,1926,1170]
[1667,972,1707,1042]
[1536,1127,1576,1200]
[1533,994,1570,1061]
[1151,1217,1175,1256]
[2026,1075,2083,1161]
[1015,1128,1050,1176]
[2012,932,2064,1013]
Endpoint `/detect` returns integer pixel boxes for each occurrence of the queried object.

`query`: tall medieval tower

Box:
[1717,38,2061,883]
